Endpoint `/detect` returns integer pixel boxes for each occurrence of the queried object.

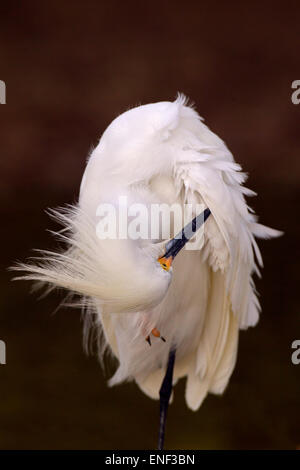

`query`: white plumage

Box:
[17,94,280,411]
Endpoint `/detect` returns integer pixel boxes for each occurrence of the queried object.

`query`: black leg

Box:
[158,348,176,450]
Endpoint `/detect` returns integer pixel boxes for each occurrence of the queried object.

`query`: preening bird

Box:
[16,94,281,448]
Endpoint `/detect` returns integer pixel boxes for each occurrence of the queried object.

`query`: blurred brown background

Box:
[0,0,299,450]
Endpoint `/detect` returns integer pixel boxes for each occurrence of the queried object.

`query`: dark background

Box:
[0,1,299,449]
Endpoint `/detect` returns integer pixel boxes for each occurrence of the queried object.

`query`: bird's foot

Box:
[152,327,166,342]
[145,328,166,345]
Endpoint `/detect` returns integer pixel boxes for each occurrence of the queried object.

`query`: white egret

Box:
[15,94,281,448]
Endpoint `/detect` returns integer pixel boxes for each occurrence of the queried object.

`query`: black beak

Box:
[161,208,211,262]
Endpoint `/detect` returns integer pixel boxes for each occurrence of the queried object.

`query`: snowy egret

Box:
[15,94,281,448]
